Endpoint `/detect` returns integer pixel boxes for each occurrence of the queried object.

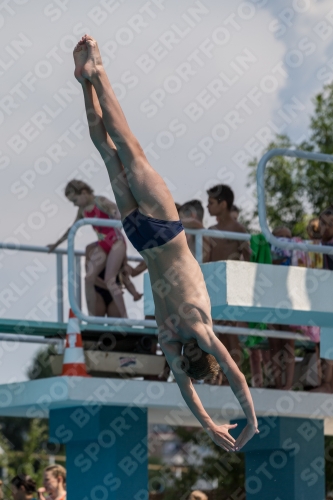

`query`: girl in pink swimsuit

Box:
[48,179,131,317]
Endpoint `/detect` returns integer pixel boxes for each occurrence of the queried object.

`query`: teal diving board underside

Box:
[0,319,158,337]
[144,261,333,327]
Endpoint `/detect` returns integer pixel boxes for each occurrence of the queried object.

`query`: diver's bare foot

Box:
[73,41,88,84]
[81,34,104,81]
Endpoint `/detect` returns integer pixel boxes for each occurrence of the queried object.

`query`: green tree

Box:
[302,83,333,211]
[0,346,55,453]
[0,418,50,496]
[247,134,307,235]
[161,428,245,500]
[27,345,56,380]
[247,83,333,233]
[0,346,61,492]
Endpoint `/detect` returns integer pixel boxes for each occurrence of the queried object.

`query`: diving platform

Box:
[145,260,333,361]
[144,260,333,327]
[0,377,332,433]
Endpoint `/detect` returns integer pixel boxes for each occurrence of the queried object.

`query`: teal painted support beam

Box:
[0,318,157,337]
[320,327,333,360]
[231,417,325,500]
[49,406,148,500]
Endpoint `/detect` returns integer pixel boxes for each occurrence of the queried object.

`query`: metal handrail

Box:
[0,333,63,350]
[257,148,333,255]
[0,223,252,326]
[67,217,313,342]
[67,218,254,327]
[0,239,143,323]
[186,227,250,263]
[0,241,143,259]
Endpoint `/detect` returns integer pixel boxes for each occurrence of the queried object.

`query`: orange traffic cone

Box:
[62,309,90,377]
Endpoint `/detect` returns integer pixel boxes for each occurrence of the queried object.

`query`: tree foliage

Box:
[162,428,245,500]
[247,83,333,234]
[0,346,60,490]
[0,418,49,496]
[26,345,56,381]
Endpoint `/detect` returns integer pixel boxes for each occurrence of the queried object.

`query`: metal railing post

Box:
[56,254,63,323]
[257,148,333,255]
[195,232,203,263]
[75,255,82,310]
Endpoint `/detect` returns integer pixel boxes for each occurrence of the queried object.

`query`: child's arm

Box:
[47,209,82,252]
[128,261,147,277]
[121,268,142,301]
[94,276,108,289]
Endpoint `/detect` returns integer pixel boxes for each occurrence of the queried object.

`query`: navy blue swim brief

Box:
[122,209,184,252]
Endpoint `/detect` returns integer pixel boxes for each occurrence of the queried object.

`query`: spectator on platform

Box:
[289,220,321,346]
[311,206,333,394]
[307,217,323,269]
[178,200,210,261]
[188,491,208,500]
[205,185,251,377]
[320,206,333,270]
[127,261,148,277]
[93,268,122,317]
[47,180,129,318]
[206,185,250,262]
[37,465,66,500]
[84,243,142,318]
[11,475,37,500]
[268,226,296,390]
[268,225,323,389]
[230,204,240,221]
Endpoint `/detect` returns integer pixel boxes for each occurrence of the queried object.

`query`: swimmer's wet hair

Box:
[65,179,94,196]
[182,342,220,381]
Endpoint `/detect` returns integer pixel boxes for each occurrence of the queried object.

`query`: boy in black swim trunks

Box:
[94,268,120,317]
[72,35,258,452]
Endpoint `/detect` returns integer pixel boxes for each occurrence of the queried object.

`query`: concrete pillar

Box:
[232,416,325,499]
[49,405,148,500]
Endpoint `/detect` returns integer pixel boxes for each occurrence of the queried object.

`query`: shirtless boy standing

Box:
[206,185,251,372]
[207,185,250,262]
[179,199,210,261]
[73,35,258,451]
